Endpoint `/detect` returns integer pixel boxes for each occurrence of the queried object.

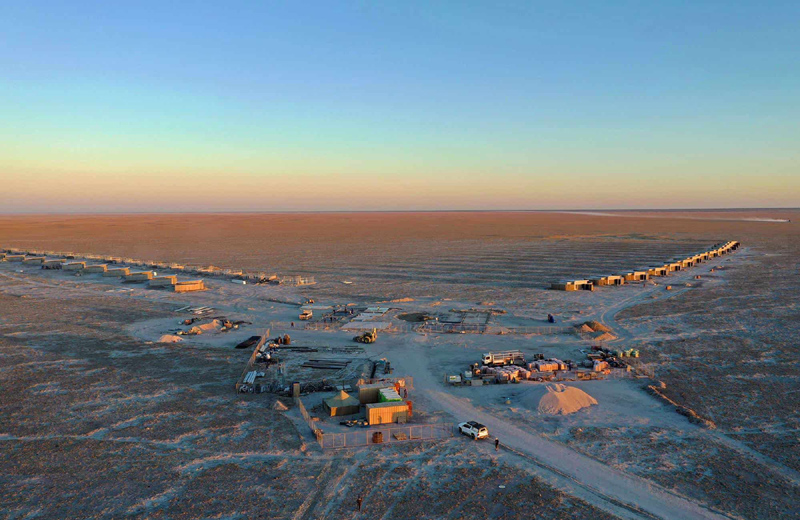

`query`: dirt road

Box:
[394,346,733,520]
[389,261,741,520]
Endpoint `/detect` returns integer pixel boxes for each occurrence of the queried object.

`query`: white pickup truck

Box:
[299,309,313,320]
[458,421,489,440]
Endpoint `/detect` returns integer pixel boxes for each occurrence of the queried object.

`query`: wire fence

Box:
[358,376,414,391]
[415,323,574,335]
[415,322,487,334]
[319,423,454,449]
[272,320,416,334]
[489,325,575,335]
[301,321,344,331]
[270,320,574,336]
[295,396,451,449]
[295,396,324,444]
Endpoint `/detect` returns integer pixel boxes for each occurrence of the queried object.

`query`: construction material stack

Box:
[481,365,530,383]
[529,359,567,372]
[378,387,403,402]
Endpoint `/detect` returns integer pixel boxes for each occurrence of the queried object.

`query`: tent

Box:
[324,390,361,417]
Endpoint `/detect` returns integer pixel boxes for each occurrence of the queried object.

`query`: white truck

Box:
[458,421,489,440]
[482,350,525,366]
[299,309,313,320]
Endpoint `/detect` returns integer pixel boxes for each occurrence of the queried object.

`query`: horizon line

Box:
[0,207,798,217]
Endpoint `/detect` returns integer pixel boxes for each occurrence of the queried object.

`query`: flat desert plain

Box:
[1,210,798,520]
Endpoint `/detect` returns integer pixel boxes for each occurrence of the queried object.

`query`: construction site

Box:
[3,218,799,520]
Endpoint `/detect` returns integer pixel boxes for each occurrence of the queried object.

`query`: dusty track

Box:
[393,344,733,520]
[387,260,747,520]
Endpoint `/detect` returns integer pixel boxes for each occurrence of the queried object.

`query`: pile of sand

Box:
[592,332,617,342]
[158,334,183,343]
[537,384,598,415]
[273,400,289,411]
[577,324,594,333]
[580,321,612,333]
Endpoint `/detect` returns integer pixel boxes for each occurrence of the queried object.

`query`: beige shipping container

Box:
[84,264,108,273]
[7,255,26,262]
[23,257,45,265]
[551,279,592,291]
[125,271,155,282]
[624,271,649,282]
[647,266,668,277]
[149,275,177,287]
[104,267,131,277]
[591,275,624,287]
[64,262,86,271]
[173,280,205,292]
[365,402,408,425]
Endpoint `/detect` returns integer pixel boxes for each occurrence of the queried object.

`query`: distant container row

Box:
[0,248,315,286]
[550,240,741,291]
[0,253,205,292]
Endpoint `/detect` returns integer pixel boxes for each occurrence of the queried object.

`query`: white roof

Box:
[352,312,386,321]
[365,307,390,314]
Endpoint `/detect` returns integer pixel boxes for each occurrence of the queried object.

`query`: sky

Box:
[1,1,798,212]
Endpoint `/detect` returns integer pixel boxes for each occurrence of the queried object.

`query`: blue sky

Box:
[1,1,798,211]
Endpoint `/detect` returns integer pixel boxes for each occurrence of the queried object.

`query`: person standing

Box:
[495,438,500,451]
[356,495,363,512]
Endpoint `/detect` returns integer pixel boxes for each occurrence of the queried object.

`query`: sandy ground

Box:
[0,272,618,520]
[1,210,798,519]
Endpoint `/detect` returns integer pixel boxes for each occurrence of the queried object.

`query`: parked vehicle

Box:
[299,309,313,320]
[482,351,525,366]
[458,421,489,440]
